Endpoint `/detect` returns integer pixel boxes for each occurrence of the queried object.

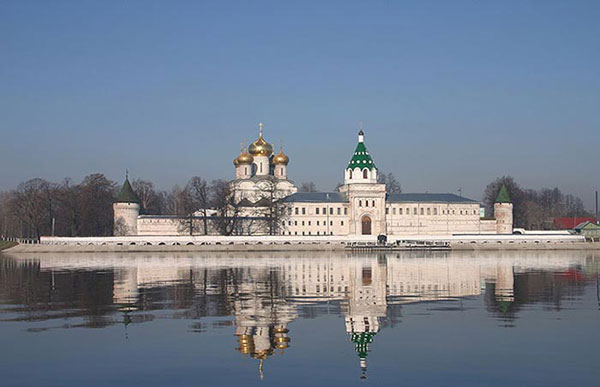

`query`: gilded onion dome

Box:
[273,148,289,165]
[234,143,254,166]
[248,122,274,157]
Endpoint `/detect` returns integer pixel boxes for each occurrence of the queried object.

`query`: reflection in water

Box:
[0,251,599,380]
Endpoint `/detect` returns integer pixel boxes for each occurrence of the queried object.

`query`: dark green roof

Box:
[116,178,140,203]
[495,184,511,203]
[347,141,376,170]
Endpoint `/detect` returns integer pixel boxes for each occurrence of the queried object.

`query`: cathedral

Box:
[113,123,513,237]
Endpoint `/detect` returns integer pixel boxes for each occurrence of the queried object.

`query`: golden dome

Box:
[272,149,289,165]
[248,122,274,156]
[234,143,254,166]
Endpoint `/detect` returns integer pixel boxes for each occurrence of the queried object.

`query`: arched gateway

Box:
[361,215,372,235]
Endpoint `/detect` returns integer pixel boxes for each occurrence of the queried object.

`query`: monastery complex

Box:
[113,124,514,238]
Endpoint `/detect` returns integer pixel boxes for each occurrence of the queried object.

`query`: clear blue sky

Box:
[1,1,599,209]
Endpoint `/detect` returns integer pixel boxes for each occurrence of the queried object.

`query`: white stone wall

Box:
[274,164,287,179]
[385,202,483,236]
[137,217,181,235]
[281,202,350,236]
[235,164,252,179]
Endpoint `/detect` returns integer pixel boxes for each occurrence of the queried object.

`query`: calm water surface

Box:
[0,250,598,386]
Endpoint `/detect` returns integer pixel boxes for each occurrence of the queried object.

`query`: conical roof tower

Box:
[116,177,140,203]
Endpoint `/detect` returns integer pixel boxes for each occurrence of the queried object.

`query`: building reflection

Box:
[1,251,597,378]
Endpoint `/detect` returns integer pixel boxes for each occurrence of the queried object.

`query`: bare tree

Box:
[187,177,211,235]
[256,178,290,235]
[77,174,116,237]
[55,178,81,236]
[377,172,402,194]
[12,179,54,239]
[211,179,242,235]
[483,176,590,229]
[299,182,317,192]
[131,179,165,215]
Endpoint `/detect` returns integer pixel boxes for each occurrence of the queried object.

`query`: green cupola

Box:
[495,184,511,204]
[116,177,140,203]
[347,130,376,170]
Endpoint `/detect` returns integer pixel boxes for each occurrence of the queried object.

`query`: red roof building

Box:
[553,217,596,229]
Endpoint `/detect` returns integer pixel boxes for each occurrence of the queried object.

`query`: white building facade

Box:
[114,124,512,237]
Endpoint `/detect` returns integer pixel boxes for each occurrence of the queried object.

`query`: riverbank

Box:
[0,241,17,251]
[3,234,600,253]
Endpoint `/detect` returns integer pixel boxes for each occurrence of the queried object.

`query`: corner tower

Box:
[113,176,140,236]
[494,184,513,234]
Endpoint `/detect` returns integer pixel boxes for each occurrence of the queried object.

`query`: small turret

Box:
[113,175,140,236]
[494,184,513,234]
[272,142,289,179]
[234,143,253,179]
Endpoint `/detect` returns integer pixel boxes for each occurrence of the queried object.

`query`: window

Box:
[363,169,368,179]
[282,221,285,227]
[295,208,299,215]
[308,231,311,235]
[344,208,348,215]
[427,208,431,215]
[316,208,319,215]
[359,200,362,207]
[302,231,305,235]
[349,170,353,179]
[330,208,333,215]
[337,208,341,215]
[308,221,311,226]
[372,200,375,207]
[386,208,389,215]
[393,208,396,215]
[302,208,306,215]
[434,208,438,215]
[399,208,403,215]
[413,208,417,215]
[294,221,298,226]
[244,167,248,175]
[302,221,305,226]
[420,208,424,215]
[341,221,344,226]
[365,200,369,207]
[330,221,333,226]
[288,221,292,225]
[322,207,326,214]
[317,221,320,226]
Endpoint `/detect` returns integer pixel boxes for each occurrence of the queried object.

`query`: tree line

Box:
[0,172,590,239]
[0,174,281,239]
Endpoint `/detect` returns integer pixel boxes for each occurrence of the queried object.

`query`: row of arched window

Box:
[349,169,370,179]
